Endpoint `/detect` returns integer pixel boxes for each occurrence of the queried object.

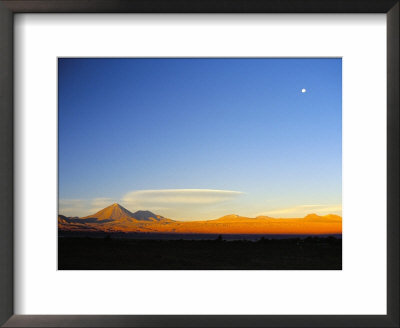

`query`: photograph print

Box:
[58,58,342,270]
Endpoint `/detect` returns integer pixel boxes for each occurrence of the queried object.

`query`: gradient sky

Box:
[58,58,342,220]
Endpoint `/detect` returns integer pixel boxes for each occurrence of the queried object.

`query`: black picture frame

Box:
[0,1,398,327]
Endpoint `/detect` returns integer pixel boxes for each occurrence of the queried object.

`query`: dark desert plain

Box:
[58,203,342,270]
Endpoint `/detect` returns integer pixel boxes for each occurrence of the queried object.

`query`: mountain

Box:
[82,203,135,221]
[58,214,100,232]
[131,210,168,222]
[304,213,342,222]
[214,214,275,222]
[59,204,342,234]
[213,214,252,222]
[80,203,170,222]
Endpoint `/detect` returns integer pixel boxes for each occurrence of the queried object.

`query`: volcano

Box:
[81,203,169,222]
[81,203,134,221]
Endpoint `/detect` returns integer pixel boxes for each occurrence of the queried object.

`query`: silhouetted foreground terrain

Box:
[58,235,342,270]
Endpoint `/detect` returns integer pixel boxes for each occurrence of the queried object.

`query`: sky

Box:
[58,58,342,220]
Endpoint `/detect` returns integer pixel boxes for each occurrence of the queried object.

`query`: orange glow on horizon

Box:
[59,213,342,235]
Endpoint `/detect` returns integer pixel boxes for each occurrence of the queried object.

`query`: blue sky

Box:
[58,58,342,220]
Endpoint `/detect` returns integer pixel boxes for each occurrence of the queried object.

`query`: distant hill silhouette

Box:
[58,203,342,235]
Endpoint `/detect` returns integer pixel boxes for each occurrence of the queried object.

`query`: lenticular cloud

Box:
[122,189,243,208]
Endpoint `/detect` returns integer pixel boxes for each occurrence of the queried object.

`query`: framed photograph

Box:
[0,0,398,327]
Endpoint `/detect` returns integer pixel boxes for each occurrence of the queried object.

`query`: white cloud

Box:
[121,189,243,209]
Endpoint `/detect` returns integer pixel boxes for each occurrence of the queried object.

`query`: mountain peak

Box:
[132,210,164,221]
[303,213,342,223]
[110,203,122,208]
[134,210,155,215]
[304,213,320,219]
[214,214,247,222]
[81,204,167,222]
[82,203,135,221]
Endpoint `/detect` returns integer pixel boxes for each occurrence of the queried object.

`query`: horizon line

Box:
[58,202,342,222]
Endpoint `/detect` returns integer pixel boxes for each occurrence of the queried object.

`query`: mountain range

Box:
[58,203,342,234]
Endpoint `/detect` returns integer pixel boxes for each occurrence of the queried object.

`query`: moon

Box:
[301,88,307,93]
